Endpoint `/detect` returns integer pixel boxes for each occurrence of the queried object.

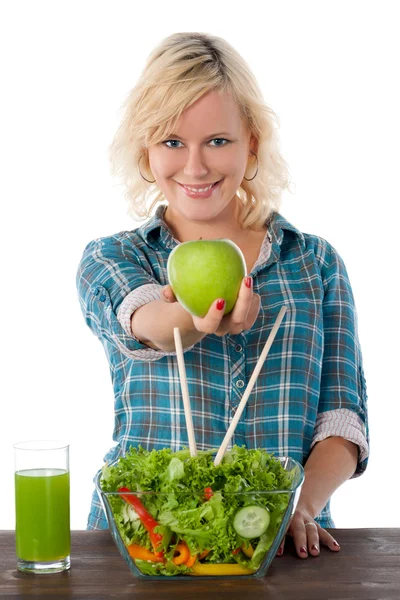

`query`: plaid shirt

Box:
[76,206,369,529]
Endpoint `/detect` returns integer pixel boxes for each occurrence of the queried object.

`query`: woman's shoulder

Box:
[83,227,142,248]
[81,209,167,258]
[274,213,340,258]
[82,205,169,255]
[79,228,145,263]
[303,231,336,263]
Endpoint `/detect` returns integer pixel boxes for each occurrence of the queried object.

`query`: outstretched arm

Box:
[131,279,260,351]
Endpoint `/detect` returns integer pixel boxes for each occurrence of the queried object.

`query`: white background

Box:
[1,1,398,531]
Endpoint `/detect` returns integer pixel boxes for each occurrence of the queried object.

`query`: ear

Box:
[249,134,258,156]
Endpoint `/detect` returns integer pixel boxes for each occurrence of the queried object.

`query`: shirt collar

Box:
[138,205,176,250]
[257,212,305,271]
[268,212,305,248]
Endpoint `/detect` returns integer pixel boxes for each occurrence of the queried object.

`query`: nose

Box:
[182,147,209,179]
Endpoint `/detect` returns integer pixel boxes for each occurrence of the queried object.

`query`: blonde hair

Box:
[109,32,292,229]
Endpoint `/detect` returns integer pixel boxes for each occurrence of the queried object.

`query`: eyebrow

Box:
[165,132,232,140]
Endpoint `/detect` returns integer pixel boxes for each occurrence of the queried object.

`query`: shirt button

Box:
[94,289,100,296]
[99,295,106,302]
[235,344,242,352]
[236,380,245,389]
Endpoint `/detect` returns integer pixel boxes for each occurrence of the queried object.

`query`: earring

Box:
[138,155,156,183]
[243,151,258,181]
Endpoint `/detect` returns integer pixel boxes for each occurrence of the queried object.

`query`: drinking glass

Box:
[14,440,70,573]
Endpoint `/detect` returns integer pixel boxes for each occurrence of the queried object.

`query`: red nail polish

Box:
[300,546,308,555]
[245,276,252,289]
[216,299,225,311]
[277,547,283,556]
[333,541,340,548]
[311,544,319,552]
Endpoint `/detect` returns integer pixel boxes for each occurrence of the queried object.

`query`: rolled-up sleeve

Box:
[315,242,369,476]
[311,408,369,477]
[76,235,174,361]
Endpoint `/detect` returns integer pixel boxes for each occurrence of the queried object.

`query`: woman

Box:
[77,32,369,559]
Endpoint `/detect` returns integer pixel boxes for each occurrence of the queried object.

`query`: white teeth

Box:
[184,183,215,192]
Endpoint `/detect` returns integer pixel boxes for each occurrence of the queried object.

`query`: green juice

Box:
[15,468,70,562]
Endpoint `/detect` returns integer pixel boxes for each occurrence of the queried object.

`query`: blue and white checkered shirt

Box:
[76,206,369,529]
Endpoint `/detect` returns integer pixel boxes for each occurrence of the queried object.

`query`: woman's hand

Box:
[276,505,340,559]
[162,276,260,336]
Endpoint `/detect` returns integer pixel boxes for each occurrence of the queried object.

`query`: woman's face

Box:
[147,90,256,225]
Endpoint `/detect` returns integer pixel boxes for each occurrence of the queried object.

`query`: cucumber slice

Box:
[233,505,270,539]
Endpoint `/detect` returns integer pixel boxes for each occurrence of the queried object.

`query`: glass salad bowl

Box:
[95,446,304,580]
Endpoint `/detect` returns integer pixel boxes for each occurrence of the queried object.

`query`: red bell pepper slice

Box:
[118,487,164,558]
[204,487,214,501]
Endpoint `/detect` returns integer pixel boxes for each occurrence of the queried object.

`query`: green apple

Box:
[167,239,247,317]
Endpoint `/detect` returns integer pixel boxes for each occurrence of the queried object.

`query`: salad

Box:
[100,445,295,576]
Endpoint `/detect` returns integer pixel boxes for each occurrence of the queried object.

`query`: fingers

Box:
[318,527,341,552]
[304,522,320,557]
[161,285,177,303]
[276,537,285,557]
[289,518,341,559]
[192,297,227,334]
[191,277,259,336]
[216,277,260,336]
[225,277,254,334]
[289,518,311,558]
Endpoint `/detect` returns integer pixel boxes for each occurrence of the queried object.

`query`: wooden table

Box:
[1,529,399,599]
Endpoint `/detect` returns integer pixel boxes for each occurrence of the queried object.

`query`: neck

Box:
[163,201,263,243]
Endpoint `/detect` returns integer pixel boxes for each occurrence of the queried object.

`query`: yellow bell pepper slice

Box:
[127,543,165,563]
[241,542,254,558]
[189,562,256,576]
[172,541,191,565]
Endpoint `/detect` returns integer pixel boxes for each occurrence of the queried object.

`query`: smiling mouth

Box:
[178,180,221,192]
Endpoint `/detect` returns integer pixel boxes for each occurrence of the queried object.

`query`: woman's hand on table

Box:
[162,276,260,336]
[277,506,341,559]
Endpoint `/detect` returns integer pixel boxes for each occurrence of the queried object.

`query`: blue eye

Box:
[209,138,229,147]
[163,140,184,149]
